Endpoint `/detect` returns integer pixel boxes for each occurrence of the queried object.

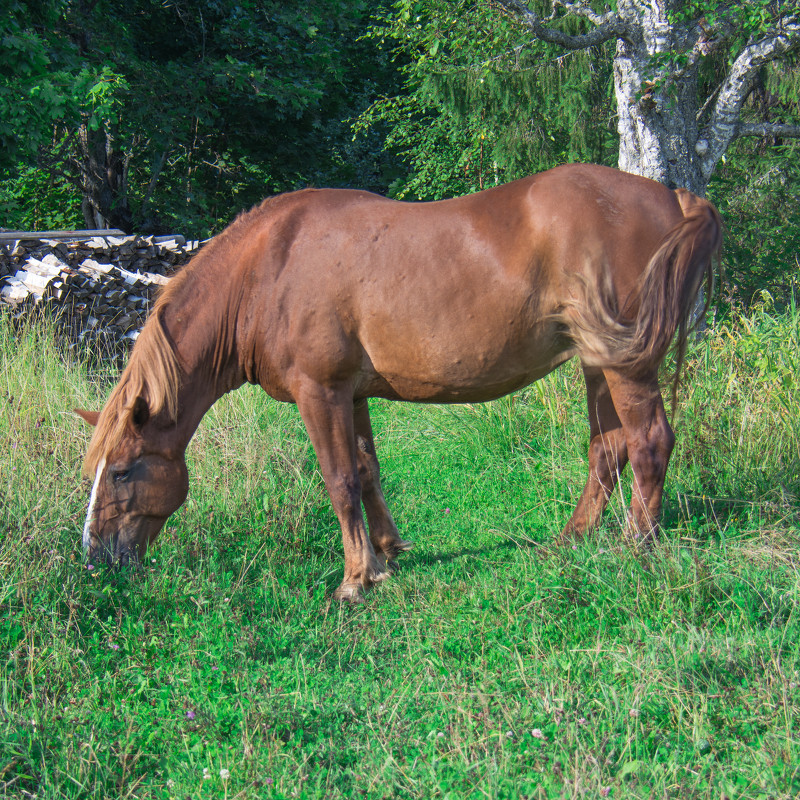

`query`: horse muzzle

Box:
[85,528,146,569]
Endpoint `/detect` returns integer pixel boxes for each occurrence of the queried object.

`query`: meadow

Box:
[1,300,798,799]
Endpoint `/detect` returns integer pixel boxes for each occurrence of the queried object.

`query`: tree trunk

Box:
[613,1,706,195]
[75,122,134,232]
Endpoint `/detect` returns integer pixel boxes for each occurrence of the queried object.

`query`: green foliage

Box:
[0,0,399,235]
[706,44,800,308]
[709,141,800,308]
[1,305,799,797]
[355,0,617,199]
[0,165,83,231]
[0,1,62,167]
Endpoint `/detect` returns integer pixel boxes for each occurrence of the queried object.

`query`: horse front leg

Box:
[295,385,389,602]
[561,367,629,542]
[353,399,413,572]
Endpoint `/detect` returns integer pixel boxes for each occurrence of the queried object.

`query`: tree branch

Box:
[555,1,613,28]
[738,121,800,138]
[495,0,628,50]
[699,14,800,178]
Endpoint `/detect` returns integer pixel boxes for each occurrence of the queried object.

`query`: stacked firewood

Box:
[0,233,202,353]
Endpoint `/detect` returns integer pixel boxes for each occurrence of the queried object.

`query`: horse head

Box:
[76,396,188,567]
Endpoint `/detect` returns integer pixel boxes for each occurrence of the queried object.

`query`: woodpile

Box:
[0,231,202,354]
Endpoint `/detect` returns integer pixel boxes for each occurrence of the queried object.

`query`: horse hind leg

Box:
[602,368,675,546]
[354,399,413,572]
[561,367,629,542]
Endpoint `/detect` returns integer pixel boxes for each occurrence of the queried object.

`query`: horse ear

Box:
[74,408,100,427]
[131,396,150,428]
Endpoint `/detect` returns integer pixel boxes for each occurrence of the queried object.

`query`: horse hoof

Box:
[333,583,365,604]
[396,539,414,552]
[370,568,390,584]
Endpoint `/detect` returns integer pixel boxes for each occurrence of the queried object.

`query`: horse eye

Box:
[113,469,132,483]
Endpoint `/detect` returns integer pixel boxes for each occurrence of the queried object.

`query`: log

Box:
[0,229,126,241]
[1,229,204,354]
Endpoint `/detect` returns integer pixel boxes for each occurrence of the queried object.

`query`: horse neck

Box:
[157,272,246,448]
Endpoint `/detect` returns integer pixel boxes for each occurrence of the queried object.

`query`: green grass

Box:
[1,302,799,799]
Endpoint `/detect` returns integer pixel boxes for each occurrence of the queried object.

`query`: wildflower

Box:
[87,564,94,571]
[600,788,610,797]
[220,768,230,780]
[505,730,514,738]
[531,728,546,740]
[444,508,451,514]
[166,778,175,790]
[629,708,640,717]
[109,642,119,650]
[266,777,274,785]
[437,731,445,738]
[186,710,195,720]
[578,717,587,725]
[203,767,210,780]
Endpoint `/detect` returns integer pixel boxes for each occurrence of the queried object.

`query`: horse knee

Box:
[588,432,627,484]
[629,417,674,484]
[328,472,363,518]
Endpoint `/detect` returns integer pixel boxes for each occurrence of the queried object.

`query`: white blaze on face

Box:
[83,457,106,552]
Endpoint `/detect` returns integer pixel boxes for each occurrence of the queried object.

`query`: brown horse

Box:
[76,164,721,601]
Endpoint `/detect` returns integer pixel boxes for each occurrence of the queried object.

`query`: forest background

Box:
[1,0,800,306]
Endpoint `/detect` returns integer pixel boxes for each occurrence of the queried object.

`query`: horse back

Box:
[226,165,713,402]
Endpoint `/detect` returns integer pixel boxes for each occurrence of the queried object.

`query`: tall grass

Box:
[0,303,798,799]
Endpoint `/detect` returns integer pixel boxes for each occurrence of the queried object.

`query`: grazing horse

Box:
[76,164,721,601]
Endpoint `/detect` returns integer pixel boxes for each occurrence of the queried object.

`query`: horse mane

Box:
[83,302,181,477]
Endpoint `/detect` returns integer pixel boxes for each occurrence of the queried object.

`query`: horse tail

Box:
[565,191,722,407]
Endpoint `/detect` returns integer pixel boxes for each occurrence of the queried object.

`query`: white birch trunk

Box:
[613,1,706,194]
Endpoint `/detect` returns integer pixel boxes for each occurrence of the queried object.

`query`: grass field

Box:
[1,302,799,799]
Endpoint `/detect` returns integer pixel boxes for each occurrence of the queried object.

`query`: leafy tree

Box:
[356,0,616,199]
[1,0,398,234]
[494,0,800,195]
[360,1,800,196]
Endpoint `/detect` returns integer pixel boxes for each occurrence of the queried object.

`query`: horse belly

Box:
[358,312,570,403]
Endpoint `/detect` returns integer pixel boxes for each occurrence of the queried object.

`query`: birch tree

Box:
[496,0,800,194]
